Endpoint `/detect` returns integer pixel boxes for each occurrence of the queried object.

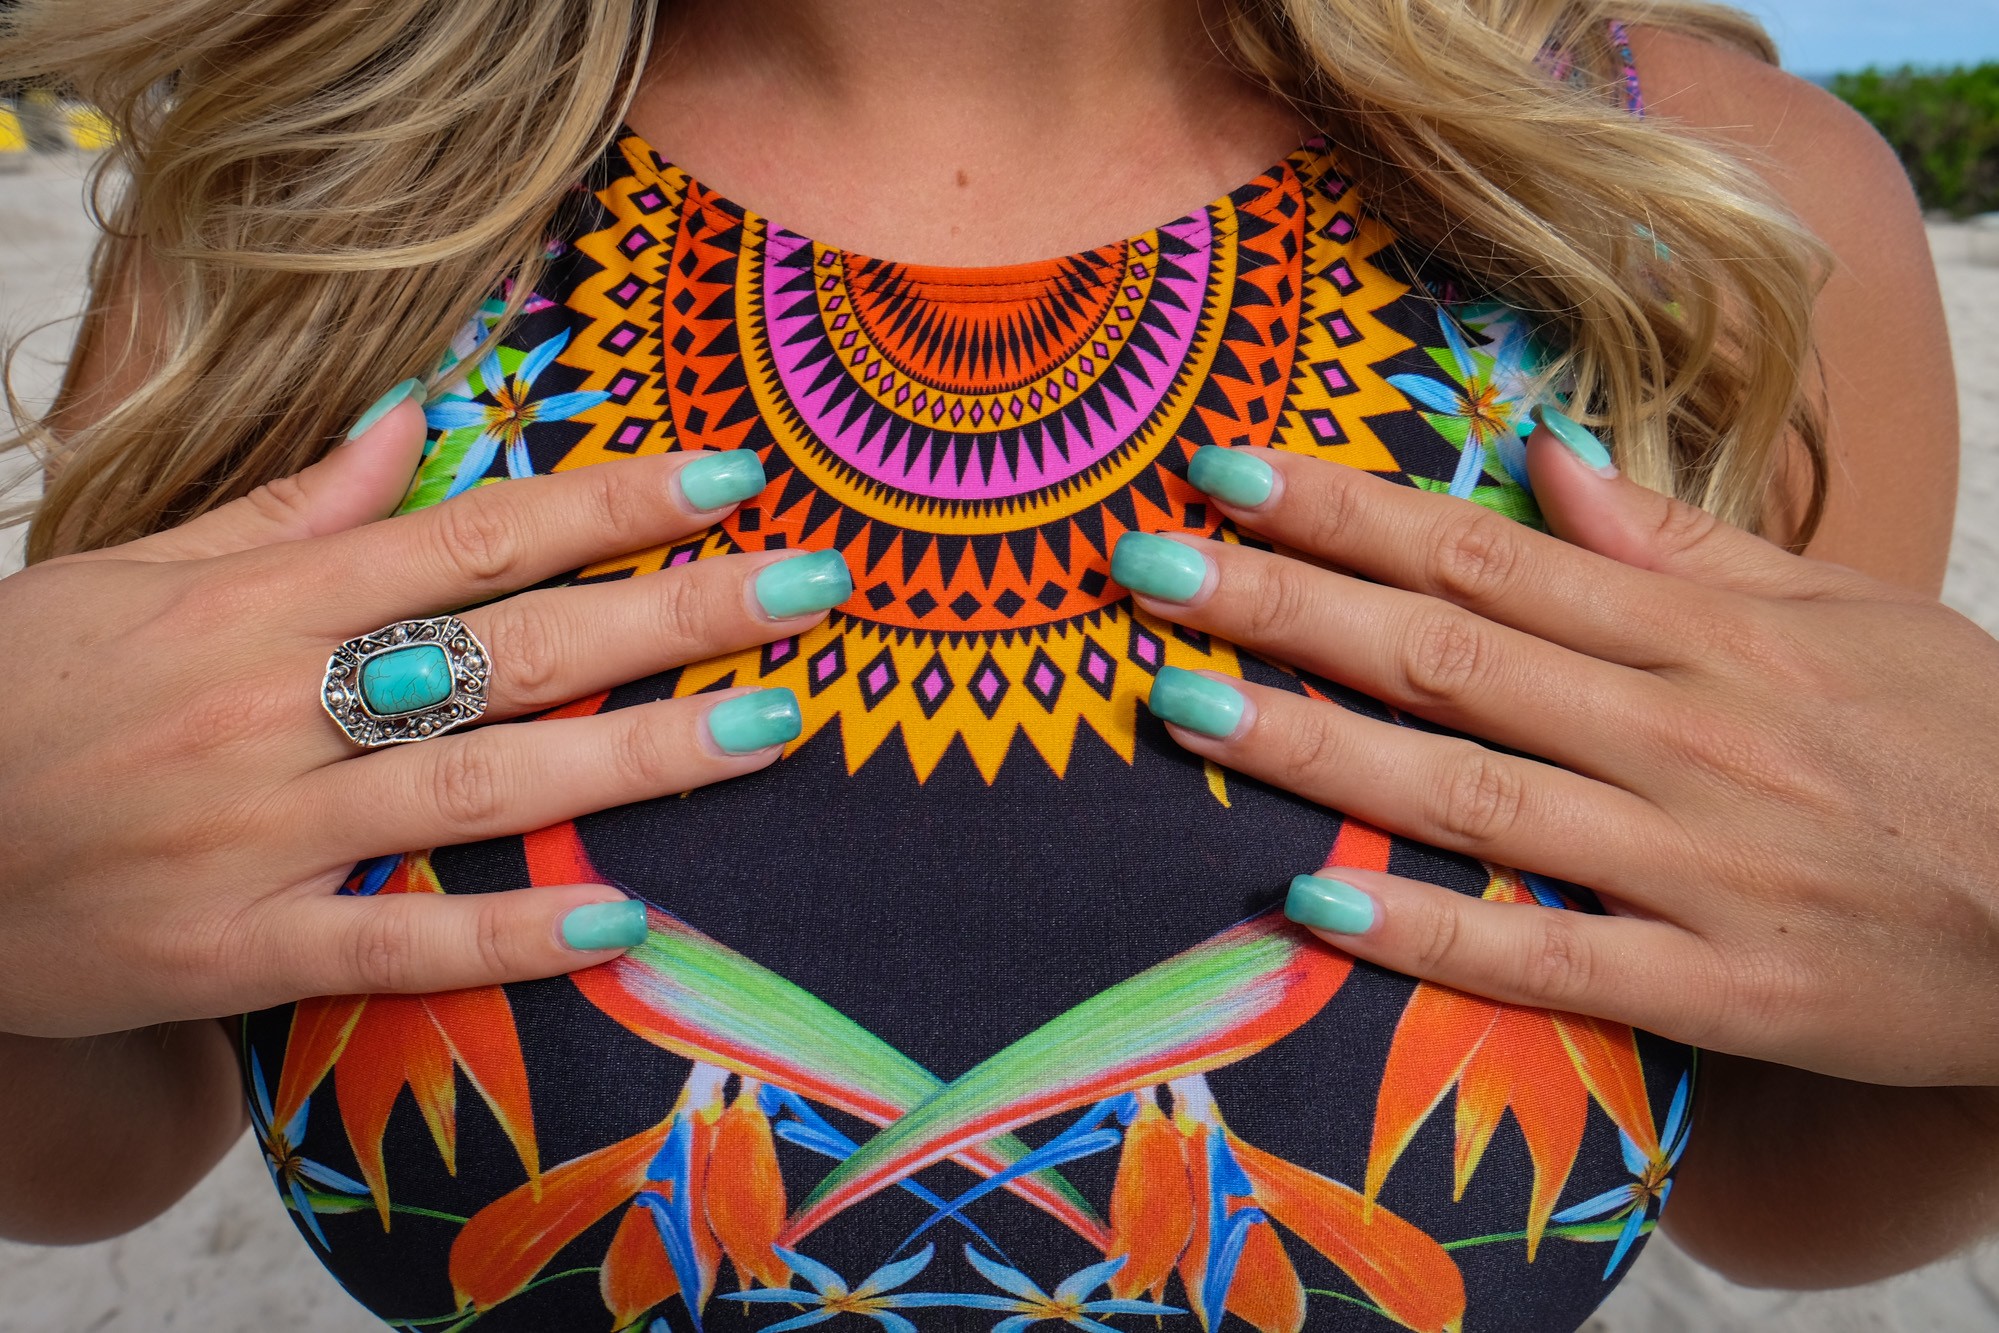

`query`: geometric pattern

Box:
[405,130,1555,785]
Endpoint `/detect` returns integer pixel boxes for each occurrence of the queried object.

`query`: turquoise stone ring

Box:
[359,644,454,715]
[322,615,490,747]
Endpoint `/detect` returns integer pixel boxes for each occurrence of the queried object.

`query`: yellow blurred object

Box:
[0,104,27,157]
[63,103,115,152]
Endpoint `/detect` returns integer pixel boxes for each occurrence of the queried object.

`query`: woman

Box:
[2,0,1995,1329]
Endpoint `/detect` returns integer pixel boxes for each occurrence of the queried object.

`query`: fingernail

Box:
[754,550,853,619]
[1533,404,1618,477]
[561,899,649,951]
[1147,665,1244,738]
[677,449,767,512]
[1286,874,1377,935]
[1111,532,1210,603]
[344,378,424,442]
[707,686,803,754]
[1187,445,1275,507]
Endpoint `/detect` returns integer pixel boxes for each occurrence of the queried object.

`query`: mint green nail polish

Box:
[678,449,767,512]
[1112,532,1210,603]
[1534,404,1618,476]
[1286,875,1377,935]
[561,900,648,951]
[708,687,803,754]
[1188,445,1275,507]
[754,550,853,619]
[1147,665,1245,738]
[345,378,424,442]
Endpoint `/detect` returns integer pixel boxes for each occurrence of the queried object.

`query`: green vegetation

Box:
[1830,64,1999,217]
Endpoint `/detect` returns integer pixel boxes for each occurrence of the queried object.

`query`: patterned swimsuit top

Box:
[241,31,1693,1333]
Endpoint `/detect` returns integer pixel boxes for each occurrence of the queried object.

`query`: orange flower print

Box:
[267,853,538,1229]
[450,1062,793,1328]
[1363,867,1662,1258]
[1104,1076,1467,1333]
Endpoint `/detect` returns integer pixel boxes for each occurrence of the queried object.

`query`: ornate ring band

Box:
[321,615,491,748]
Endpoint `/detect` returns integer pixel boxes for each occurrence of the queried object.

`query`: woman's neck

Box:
[627,0,1306,265]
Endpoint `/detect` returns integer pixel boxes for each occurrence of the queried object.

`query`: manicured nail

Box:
[1111,532,1210,603]
[1147,665,1245,738]
[1533,404,1618,477]
[677,449,767,512]
[1187,445,1275,508]
[754,550,853,619]
[344,378,424,442]
[707,687,803,754]
[1286,874,1377,935]
[561,899,649,951]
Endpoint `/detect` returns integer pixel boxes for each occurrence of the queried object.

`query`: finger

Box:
[290,686,802,861]
[115,383,430,564]
[463,547,852,720]
[1183,443,1737,667]
[1144,668,1671,893]
[1111,531,1666,775]
[1522,408,1853,598]
[297,447,772,625]
[1280,866,1722,1047]
[248,883,654,1001]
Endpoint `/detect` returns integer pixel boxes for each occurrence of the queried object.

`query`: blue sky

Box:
[1736,0,1999,74]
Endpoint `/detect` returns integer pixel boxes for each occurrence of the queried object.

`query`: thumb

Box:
[259,884,651,1001]
[129,379,430,563]
[1524,405,1814,596]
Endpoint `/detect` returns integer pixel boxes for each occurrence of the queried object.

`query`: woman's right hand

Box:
[0,388,845,1038]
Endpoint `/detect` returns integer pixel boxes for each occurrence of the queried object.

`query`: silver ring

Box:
[321,615,490,748]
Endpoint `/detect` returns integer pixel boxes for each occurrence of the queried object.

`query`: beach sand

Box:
[2,154,1995,1331]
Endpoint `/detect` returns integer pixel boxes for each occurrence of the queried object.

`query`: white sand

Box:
[2,154,1996,1331]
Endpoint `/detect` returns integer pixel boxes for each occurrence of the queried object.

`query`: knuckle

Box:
[1398,609,1489,709]
[1431,744,1526,848]
[1239,560,1317,645]
[427,737,512,832]
[1407,901,1466,975]
[1651,498,1722,560]
[239,473,315,533]
[1298,466,1365,553]
[470,896,517,978]
[1516,913,1595,1007]
[1275,699,1347,783]
[433,496,527,590]
[647,568,713,650]
[1429,509,1522,607]
[582,466,651,545]
[481,602,565,709]
[610,710,683,793]
[345,908,421,992]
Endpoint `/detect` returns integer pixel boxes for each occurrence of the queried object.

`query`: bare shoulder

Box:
[1628,25,1958,593]
[1626,27,1900,176]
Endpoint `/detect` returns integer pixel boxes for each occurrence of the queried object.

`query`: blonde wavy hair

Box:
[2,0,1824,562]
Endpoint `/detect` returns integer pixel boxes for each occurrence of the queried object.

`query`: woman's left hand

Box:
[1111,429,1999,1087]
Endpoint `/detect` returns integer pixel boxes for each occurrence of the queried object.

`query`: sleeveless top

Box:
[239,35,1695,1333]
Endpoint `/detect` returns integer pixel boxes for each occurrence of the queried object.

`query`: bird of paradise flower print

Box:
[267,853,540,1231]
[249,809,1689,1332]
[1362,867,1663,1262]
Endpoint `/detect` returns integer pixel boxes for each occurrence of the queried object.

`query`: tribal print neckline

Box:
[407,131,1552,787]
